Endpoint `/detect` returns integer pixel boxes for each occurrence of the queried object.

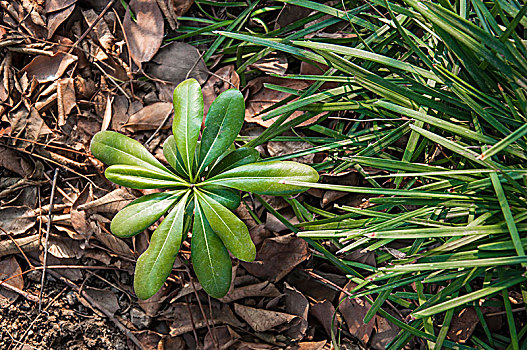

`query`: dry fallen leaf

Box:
[0,145,34,177]
[165,303,243,336]
[20,52,77,83]
[146,42,208,86]
[371,315,399,350]
[84,287,120,315]
[242,234,310,282]
[447,307,480,343]
[46,3,76,39]
[204,326,240,350]
[339,281,376,345]
[248,52,288,75]
[123,0,164,67]
[48,235,84,259]
[245,77,322,128]
[0,256,24,301]
[57,77,76,126]
[219,281,281,303]
[77,188,136,215]
[202,65,240,115]
[311,299,337,336]
[124,102,173,132]
[234,303,297,332]
[284,282,309,340]
[0,206,36,235]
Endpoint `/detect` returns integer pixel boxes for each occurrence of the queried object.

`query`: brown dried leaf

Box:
[288,341,327,350]
[311,299,337,336]
[0,256,24,301]
[371,315,399,350]
[47,3,75,39]
[204,326,240,350]
[81,9,115,52]
[172,0,194,16]
[111,95,129,132]
[0,206,36,235]
[78,188,135,214]
[138,286,167,317]
[124,102,173,132]
[134,330,163,350]
[447,307,479,343]
[45,0,77,13]
[166,303,243,336]
[234,303,297,332]
[48,235,84,259]
[242,234,310,282]
[339,281,375,345]
[84,287,120,315]
[146,42,208,85]
[248,53,288,75]
[219,281,281,303]
[284,282,309,340]
[57,78,76,126]
[202,65,240,115]
[123,0,164,66]
[0,145,34,177]
[267,140,315,164]
[93,225,133,258]
[20,52,77,83]
[71,185,93,239]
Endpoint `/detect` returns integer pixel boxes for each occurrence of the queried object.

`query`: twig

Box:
[39,168,58,313]
[7,47,54,56]
[0,280,39,302]
[68,0,119,54]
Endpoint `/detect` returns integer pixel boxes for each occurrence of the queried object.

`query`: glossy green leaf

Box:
[172,79,203,175]
[207,147,260,178]
[192,200,232,298]
[134,192,190,300]
[110,192,183,238]
[197,89,245,175]
[163,135,188,178]
[200,184,241,211]
[204,161,319,195]
[105,165,188,189]
[90,131,173,176]
[195,190,255,261]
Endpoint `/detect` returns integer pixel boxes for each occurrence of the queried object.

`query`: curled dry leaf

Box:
[20,52,77,83]
[123,0,164,67]
[242,234,310,282]
[84,287,121,315]
[0,256,23,301]
[57,78,76,126]
[234,303,297,332]
[81,9,115,52]
[311,299,337,337]
[48,235,84,259]
[124,102,173,132]
[45,0,77,13]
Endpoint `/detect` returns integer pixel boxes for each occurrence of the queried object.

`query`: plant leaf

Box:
[192,199,232,298]
[172,79,203,175]
[197,89,245,175]
[205,161,319,195]
[105,165,188,189]
[90,131,173,176]
[110,192,183,238]
[195,190,255,261]
[200,184,241,211]
[134,192,190,300]
[163,135,189,178]
[207,147,260,178]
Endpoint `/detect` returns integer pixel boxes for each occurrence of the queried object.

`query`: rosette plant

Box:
[90,79,319,299]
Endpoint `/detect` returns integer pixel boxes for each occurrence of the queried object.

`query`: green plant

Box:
[90,79,319,300]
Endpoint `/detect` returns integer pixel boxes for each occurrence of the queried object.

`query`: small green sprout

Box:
[90,78,319,299]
